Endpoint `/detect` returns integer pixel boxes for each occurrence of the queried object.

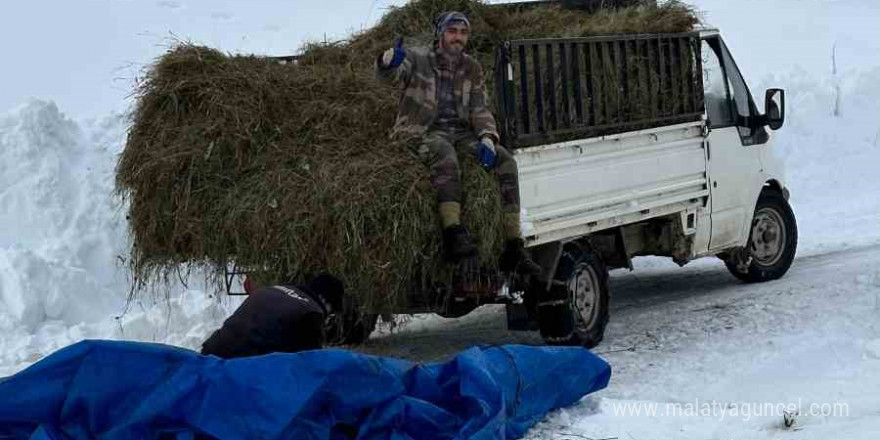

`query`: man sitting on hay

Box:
[376,11,541,275]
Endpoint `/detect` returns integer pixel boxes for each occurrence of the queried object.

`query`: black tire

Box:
[325,311,378,346]
[538,242,610,349]
[724,188,798,282]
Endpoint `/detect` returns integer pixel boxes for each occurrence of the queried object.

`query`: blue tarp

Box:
[0,340,610,440]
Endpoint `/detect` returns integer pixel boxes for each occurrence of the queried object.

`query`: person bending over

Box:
[200,274,343,358]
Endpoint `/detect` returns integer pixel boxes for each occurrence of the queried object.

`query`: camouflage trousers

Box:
[410,126,522,239]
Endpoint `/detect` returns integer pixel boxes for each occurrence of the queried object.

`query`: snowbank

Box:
[764,65,880,254]
[0,101,241,377]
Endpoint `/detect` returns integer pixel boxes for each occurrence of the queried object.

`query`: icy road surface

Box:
[364,245,880,438]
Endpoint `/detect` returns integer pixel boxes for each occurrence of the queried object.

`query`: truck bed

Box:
[517,120,708,246]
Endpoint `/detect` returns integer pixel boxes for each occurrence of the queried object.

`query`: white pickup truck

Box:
[499,28,796,347]
[263,28,796,348]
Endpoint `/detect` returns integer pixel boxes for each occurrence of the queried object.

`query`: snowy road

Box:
[365,244,880,362]
[364,243,880,438]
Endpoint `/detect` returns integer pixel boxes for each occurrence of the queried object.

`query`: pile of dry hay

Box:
[116,0,698,312]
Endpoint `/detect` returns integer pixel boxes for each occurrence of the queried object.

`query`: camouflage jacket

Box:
[376,46,499,142]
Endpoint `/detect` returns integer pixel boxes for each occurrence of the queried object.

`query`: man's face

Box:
[441,22,469,54]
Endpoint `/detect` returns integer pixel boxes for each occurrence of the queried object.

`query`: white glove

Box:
[382,48,395,67]
[480,136,496,153]
[381,39,406,68]
[382,47,394,67]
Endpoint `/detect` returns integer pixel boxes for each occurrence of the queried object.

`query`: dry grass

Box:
[116,0,698,312]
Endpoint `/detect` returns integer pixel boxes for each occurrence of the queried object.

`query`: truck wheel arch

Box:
[763,179,788,200]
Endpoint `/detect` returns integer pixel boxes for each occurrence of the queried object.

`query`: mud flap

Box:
[506,303,532,331]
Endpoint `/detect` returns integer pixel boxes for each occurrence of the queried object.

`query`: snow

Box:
[528,249,880,439]
[1,0,880,438]
[776,65,880,254]
[0,100,244,376]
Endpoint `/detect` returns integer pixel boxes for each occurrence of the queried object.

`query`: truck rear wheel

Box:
[724,189,798,282]
[538,243,610,349]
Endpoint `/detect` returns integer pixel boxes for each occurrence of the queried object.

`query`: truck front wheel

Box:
[538,242,610,348]
[724,189,798,282]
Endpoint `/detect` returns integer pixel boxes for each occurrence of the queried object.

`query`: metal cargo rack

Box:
[494,32,705,149]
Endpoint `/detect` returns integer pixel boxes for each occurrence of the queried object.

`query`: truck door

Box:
[702,36,769,250]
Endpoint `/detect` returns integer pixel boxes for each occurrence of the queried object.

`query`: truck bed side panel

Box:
[516,121,708,245]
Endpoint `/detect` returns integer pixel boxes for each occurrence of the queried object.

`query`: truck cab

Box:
[698,30,789,259]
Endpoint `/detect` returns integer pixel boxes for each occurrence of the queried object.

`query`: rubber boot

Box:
[443,225,478,262]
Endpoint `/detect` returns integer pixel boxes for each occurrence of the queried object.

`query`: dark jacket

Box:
[200,284,328,359]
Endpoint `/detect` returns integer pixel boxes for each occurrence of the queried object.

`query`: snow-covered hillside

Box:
[1,0,879,438]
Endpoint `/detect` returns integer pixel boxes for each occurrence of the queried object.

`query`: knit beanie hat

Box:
[308,273,344,313]
[435,11,470,38]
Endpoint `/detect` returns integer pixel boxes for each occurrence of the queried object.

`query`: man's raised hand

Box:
[382,38,407,68]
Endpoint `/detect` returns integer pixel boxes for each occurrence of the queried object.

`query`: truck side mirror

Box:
[764,88,785,130]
